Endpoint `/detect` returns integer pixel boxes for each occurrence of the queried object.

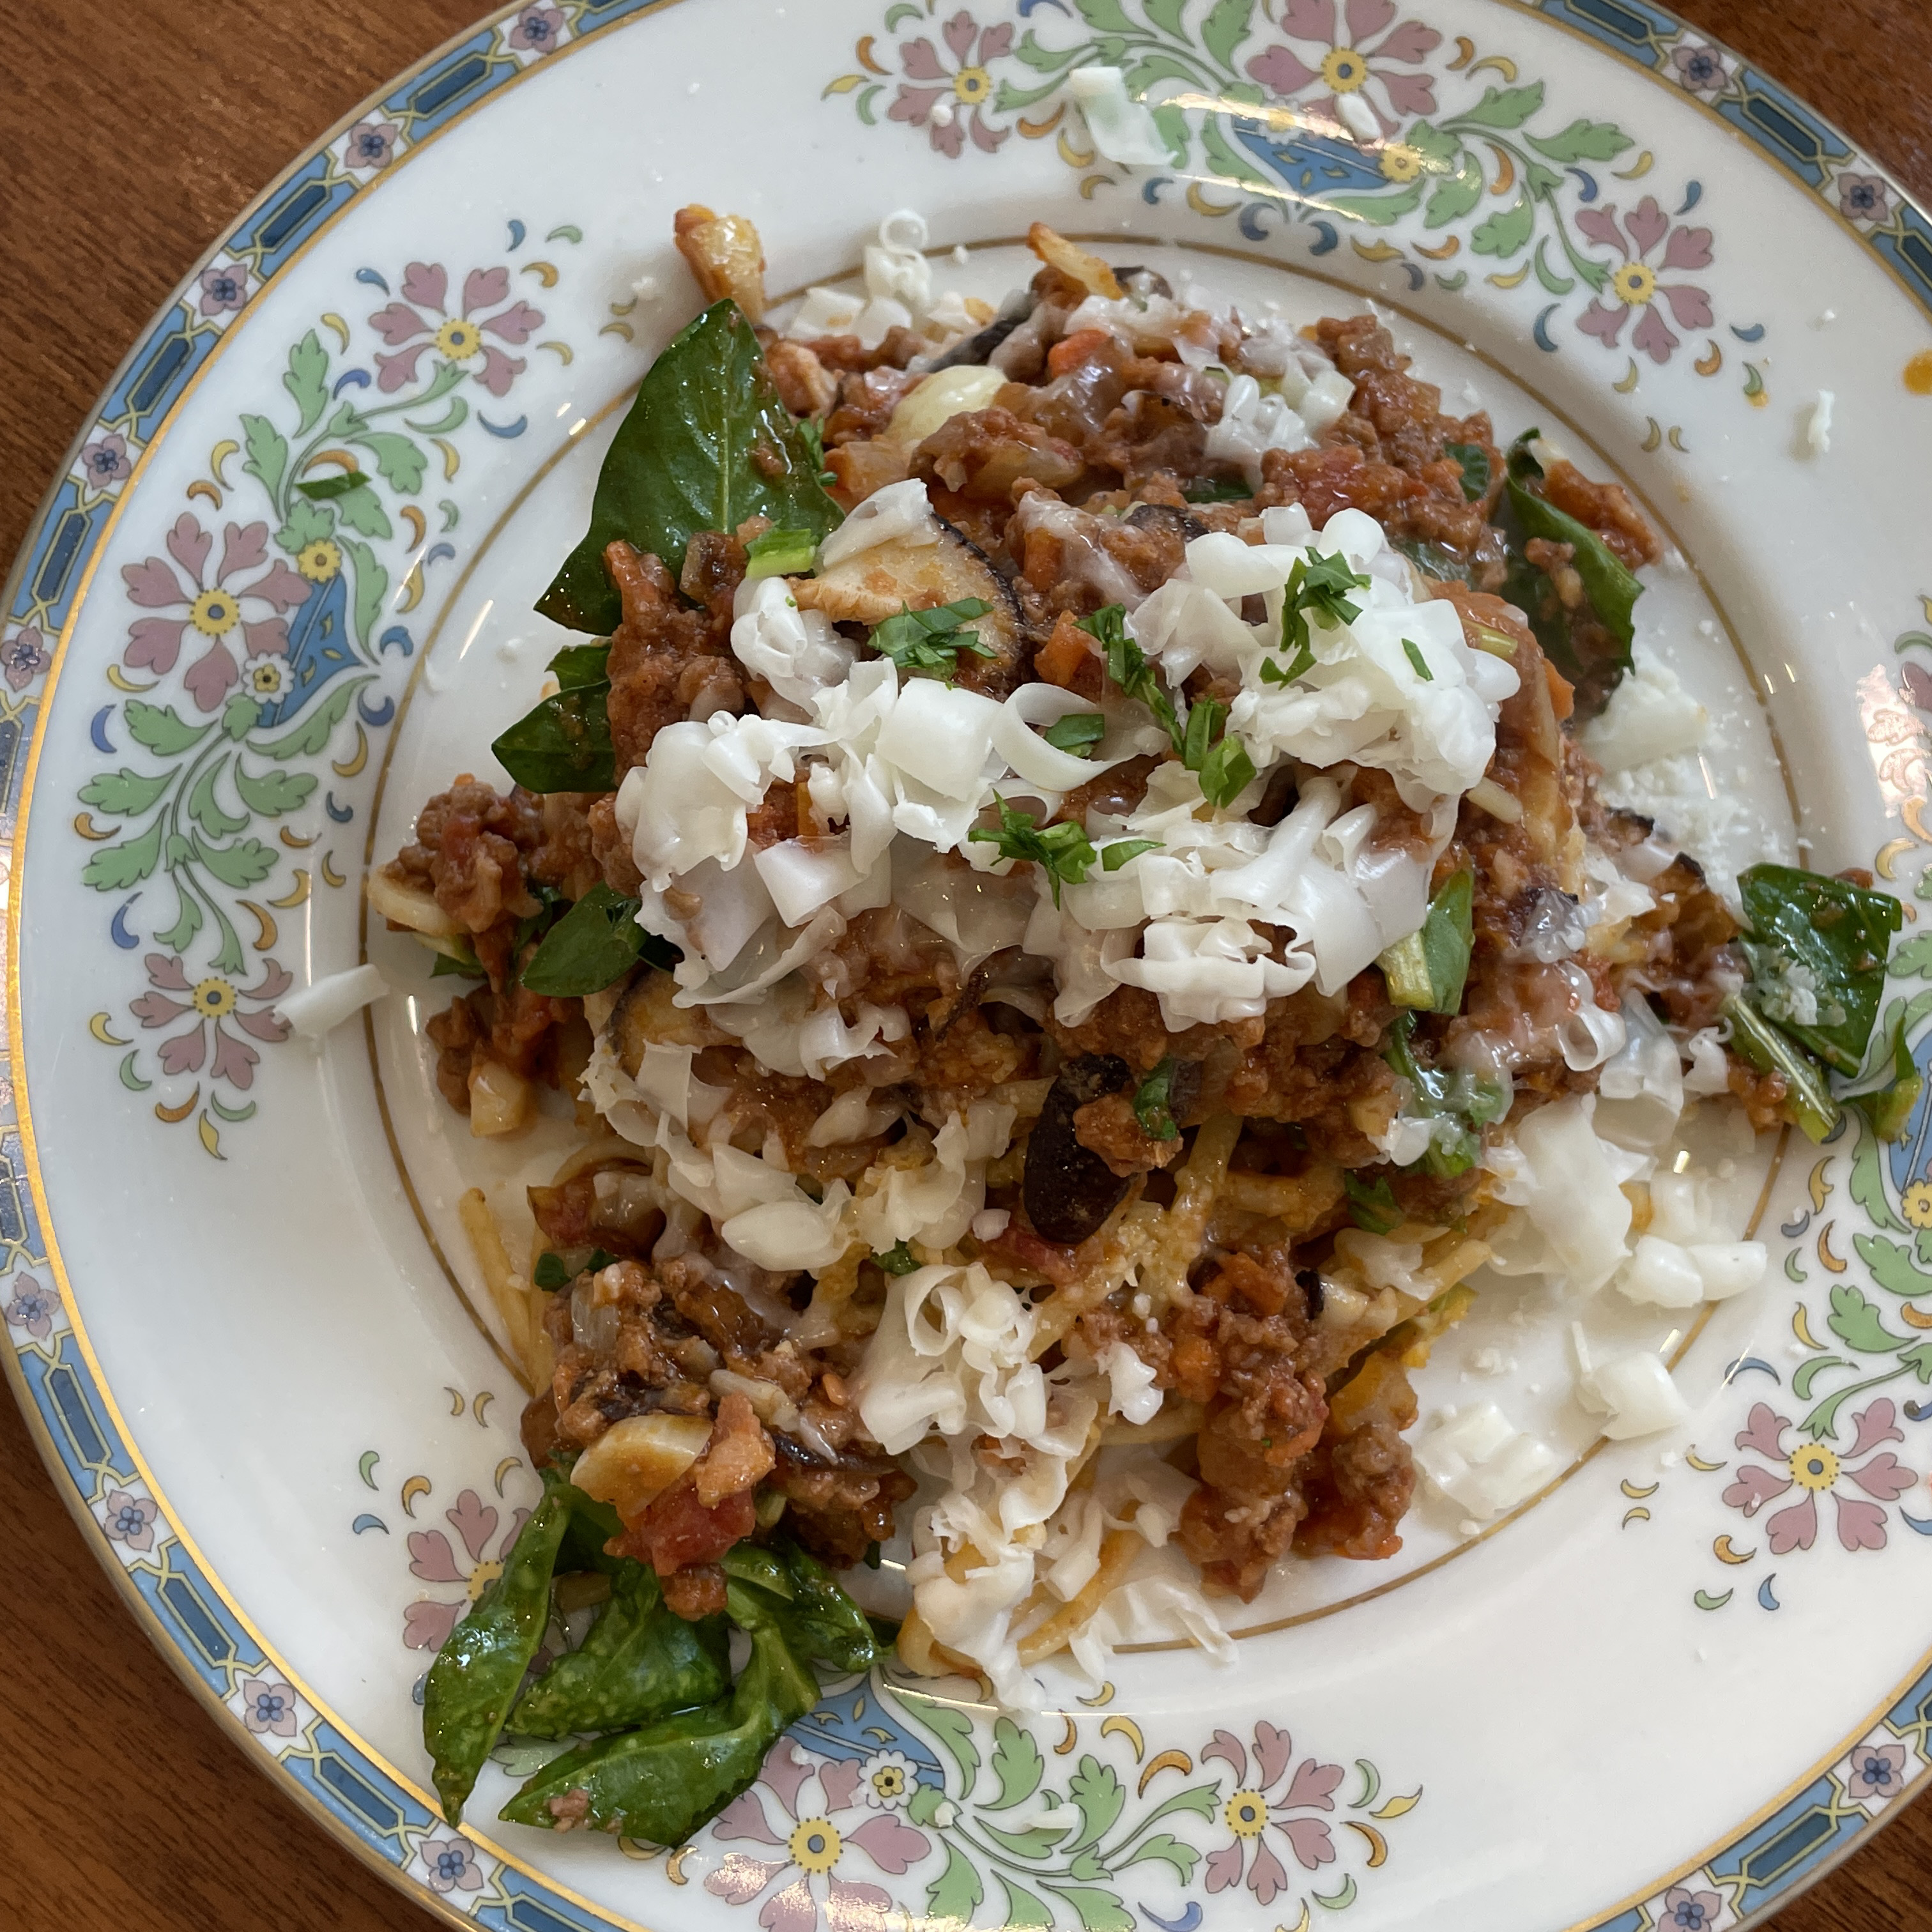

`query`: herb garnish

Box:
[1442,441,1492,502]
[1132,1057,1181,1140]
[744,526,818,579]
[1081,605,1255,808]
[870,598,996,678]
[521,882,680,996]
[1342,1170,1402,1235]
[969,795,1157,905]
[874,1241,919,1275]
[1381,1011,1510,1179]
[293,468,372,501]
[493,641,616,793]
[1043,710,1107,756]
[1264,551,1372,687]
[533,1246,619,1290]
[1402,638,1434,681]
[1379,870,1475,1014]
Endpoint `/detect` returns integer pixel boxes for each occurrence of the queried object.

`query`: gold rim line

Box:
[0,2,1921,1926]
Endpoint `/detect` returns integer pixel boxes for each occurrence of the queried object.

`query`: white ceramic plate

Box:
[12,3,1932,1926]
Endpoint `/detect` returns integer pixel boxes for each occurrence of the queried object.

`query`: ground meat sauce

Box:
[390,252,1767,1611]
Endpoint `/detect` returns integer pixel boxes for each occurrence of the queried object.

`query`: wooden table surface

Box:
[4,3,1931,1927]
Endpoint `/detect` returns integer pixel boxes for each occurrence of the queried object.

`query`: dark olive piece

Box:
[1022,1053,1132,1245]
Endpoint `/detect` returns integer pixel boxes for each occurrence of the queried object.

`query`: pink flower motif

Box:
[3,1273,58,1340]
[1574,195,1714,364]
[367,260,542,397]
[509,6,566,54]
[1202,1721,1342,1905]
[1245,0,1441,139]
[80,431,134,491]
[118,511,309,710]
[401,1489,530,1650]
[238,1675,301,1738]
[421,1834,485,1894]
[344,120,400,170]
[1,625,50,691]
[1659,1883,1722,1929]
[1664,40,1733,100]
[888,12,1015,158]
[1721,1400,1918,1555]
[1845,1740,1910,1804]
[198,263,250,318]
[705,1737,930,1931]
[1838,171,1896,227]
[102,1489,160,1553]
[129,952,293,1095]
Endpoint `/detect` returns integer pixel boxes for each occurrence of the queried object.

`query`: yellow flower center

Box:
[192,977,237,1018]
[296,538,342,584]
[1225,1790,1268,1838]
[1610,262,1659,308]
[871,1766,906,1799]
[1322,48,1368,92]
[788,1818,842,1874]
[1788,1445,1840,1493]
[247,661,284,696]
[436,319,482,358]
[1379,144,1423,183]
[1902,1181,1932,1229]
[188,588,240,636]
[467,1558,504,1601]
[953,65,991,103]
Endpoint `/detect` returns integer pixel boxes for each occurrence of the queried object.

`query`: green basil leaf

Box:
[508,1565,731,1738]
[491,678,615,793]
[521,883,678,996]
[1442,441,1491,501]
[499,1618,818,1844]
[550,642,611,690]
[1738,863,1902,1074]
[1503,475,1641,666]
[537,301,843,634]
[1181,475,1252,504]
[1043,712,1107,756]
[422,1471,573,1823]
[1722,992,1841,1143]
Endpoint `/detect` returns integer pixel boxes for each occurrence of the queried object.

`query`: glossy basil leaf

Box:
[1723,992,1840,1143]
[422,1470,573,1823]
[521,883,677,995]
[491,663,615,793]
[1498,430,1641,690]
[1738,862,1902,1074]
[537,301,843,634]
[1443,440,1491,501]
[499,1617,819,1844]
[508,1564,730,1739]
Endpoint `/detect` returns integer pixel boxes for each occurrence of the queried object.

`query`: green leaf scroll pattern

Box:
[829,2,1747,381]
[693,1687,1420,1929]
[83,239,575,1154]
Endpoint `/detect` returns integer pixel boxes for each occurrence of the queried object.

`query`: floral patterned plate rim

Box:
[10,2,1932,1930]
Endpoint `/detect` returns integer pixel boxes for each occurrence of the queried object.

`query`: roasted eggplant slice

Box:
[793,521,1024,696]
[923,287,1036,372]
[1023,1054,1133,1245]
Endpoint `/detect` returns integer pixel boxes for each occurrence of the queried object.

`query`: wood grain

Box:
[2,4,1929,1928]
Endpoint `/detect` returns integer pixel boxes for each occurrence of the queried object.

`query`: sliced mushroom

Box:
[1023,1053,1133,1245]
[793,520,1023,696]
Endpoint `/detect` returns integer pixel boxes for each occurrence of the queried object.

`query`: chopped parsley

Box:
[1264,550,1371,686]
[1342,1170,1402,1236]
[870,599,997,678]
[874,1241,919,1275]
[1043,710,1107,756]
[533,1246,618,1290]
[969,795,1158,905]
[1132,1057,1181,1140]
[1082,605,1255,809]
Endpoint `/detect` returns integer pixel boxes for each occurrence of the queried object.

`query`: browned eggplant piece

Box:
[924,287,1036,372]
[792,520,1024,696]
[1023,1053,1133,1244]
